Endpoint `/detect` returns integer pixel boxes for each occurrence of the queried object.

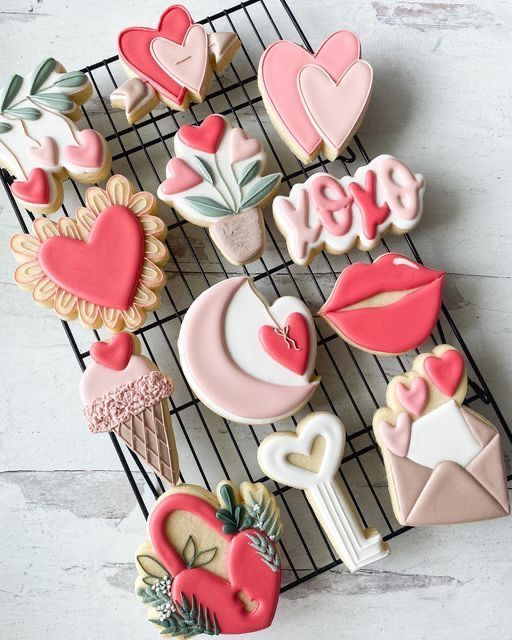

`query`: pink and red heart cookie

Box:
[113,5,240,122]
[135,481,282,637]
[10,174,169,331]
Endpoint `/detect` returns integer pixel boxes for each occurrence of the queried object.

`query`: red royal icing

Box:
[259,312,310,376]
[11,168,50,205]
[38,205,144,310]
[347,170,390,240]
[160,157,203,194]
[311,175,353,236]
[178,114,226,154]
[148,492,281,634]
[90,332,134,370]
[62,129,104,169]
[118,5,193,106]
[424,350,465,396]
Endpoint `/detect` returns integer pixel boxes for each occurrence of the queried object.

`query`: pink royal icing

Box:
[229,127,262,164]
[378,412,412,458]
[160,157,203,195]
[259,312,310,376]
[28,136,58,168]
[396,378,429,417]
[62,129,104,170]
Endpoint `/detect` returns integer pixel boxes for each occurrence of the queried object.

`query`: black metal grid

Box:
[2,0,511,593]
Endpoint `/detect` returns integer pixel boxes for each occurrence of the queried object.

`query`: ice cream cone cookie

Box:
[113,5,240,123]
[135,481,282,638]
[373,345,510,525]
[178,276,320,424]
[80,333,179,485]
[272,155,425,266]
[318,254,444,355]
[10,174,169,331]
[258,30,373,164]
[157,114,282,266]
[0,58,111,215]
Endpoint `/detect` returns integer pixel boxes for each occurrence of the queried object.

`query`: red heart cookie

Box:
[11,168,50,205]
[90,333,134,370]
[259,312,310,376]
[178,114,226,154]
[424,349,464,396]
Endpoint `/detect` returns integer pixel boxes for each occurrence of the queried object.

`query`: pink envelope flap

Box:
[388,451,432,524]
[461,406,495,447]
[466,435,510,513]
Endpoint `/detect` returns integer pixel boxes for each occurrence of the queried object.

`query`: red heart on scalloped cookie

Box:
[90,333,133,370]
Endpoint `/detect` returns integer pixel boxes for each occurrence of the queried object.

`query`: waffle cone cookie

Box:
[80,333,179,484]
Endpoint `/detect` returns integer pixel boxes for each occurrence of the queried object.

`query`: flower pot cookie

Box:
[273,155,425,266]
[178,276,320,424]
[373,345,510,525]
[113,5,240,123]
[80,333,179,485]
[135,481,282,637]
[157,114,282,266]
[258,30,373,164]
[10,174,169,331]
[0,57,111,215]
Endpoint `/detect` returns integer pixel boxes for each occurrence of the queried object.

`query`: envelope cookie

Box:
[373,345,510,525]
[0,58,111,215]
[178,276,320,424]
[258,30,372,164]
[10,174,169,331]
[135,481,282,637]
[113,5,240,123]
[157,114,282,266]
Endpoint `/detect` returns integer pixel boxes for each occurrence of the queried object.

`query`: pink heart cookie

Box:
[378,412,412,458]
[396,378,428,417]
[28,137,58,168]
[160,158,203,195]
[230,127,262,163]
[63,129,104,170]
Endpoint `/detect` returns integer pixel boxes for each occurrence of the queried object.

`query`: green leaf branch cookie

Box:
[157,114,282,266]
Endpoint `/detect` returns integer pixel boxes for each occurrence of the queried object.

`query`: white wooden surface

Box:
[1,0,512,638]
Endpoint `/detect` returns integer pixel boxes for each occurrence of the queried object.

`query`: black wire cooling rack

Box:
[2,0,511,593]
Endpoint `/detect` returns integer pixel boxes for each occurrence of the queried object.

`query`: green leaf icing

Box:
[31,93,74,112]
[191,156,214,184]
[0,74,23,113]
[216,483,255,534]
[136,554,169,579]
[219,483,236,513]
[30,58,58,95]
[237,159,260,187]
[191,547,217,568]
[4,107,41,121]
[246,532,280,572]
[182,535,196,567]
[239,173,281,209]
[0,122,13,134]
[244,487,283,542]
[184,196,232,217]
[53,71,88,88]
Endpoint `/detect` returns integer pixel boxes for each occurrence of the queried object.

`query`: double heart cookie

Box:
[373,345,510,525]
[178,276,319,424]
[258,412,389,572]
[258,30,373,164]
[113,5,240,123]
[135,481,282,637]
[10,174,169,331]
[0,57,111,215]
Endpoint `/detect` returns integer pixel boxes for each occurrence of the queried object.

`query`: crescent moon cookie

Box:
[178,276,320,424]
[258,30,373,164]
[373,345,510,526]
[135,481,282,637]
[318,254,445,356]
[10,174,169,331]
[80,333,179,485]
[113,5,240,123]
[272,155,425,266]
[0,58,111,215]
[157,114,282,266]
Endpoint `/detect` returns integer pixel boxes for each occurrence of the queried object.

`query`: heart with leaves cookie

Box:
[135,481,283,637]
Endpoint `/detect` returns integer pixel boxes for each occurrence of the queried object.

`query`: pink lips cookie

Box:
[318,254,445,355]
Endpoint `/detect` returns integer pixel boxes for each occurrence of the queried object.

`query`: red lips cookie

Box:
[318,254,444,355]
[135,481,283,638]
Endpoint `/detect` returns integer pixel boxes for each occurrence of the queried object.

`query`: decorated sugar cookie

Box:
[114,5,240,123]
[135,481,282,637]
[273,155,425,265]
[318,254,444,355]
[157,114,282,266]
[373,345,510,525]
[0,58,111,214]
[10,174,169,331]
[258,412,389,572]
[178,276,319,424]
[258,31,373,164]
[80,333,179,485]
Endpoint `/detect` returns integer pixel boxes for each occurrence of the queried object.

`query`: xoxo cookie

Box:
[258,31,372,164]
[157,114,282,266]
[80,333,179,485]
[318,254,444,355]
[0,58,110,215]
[113,5,240,123]
[135,481,282,637]
[10,174,169,331]
[273,155,425,266]
[178,276,319,424]
[373,345,510,525]
[258,413,389,572]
